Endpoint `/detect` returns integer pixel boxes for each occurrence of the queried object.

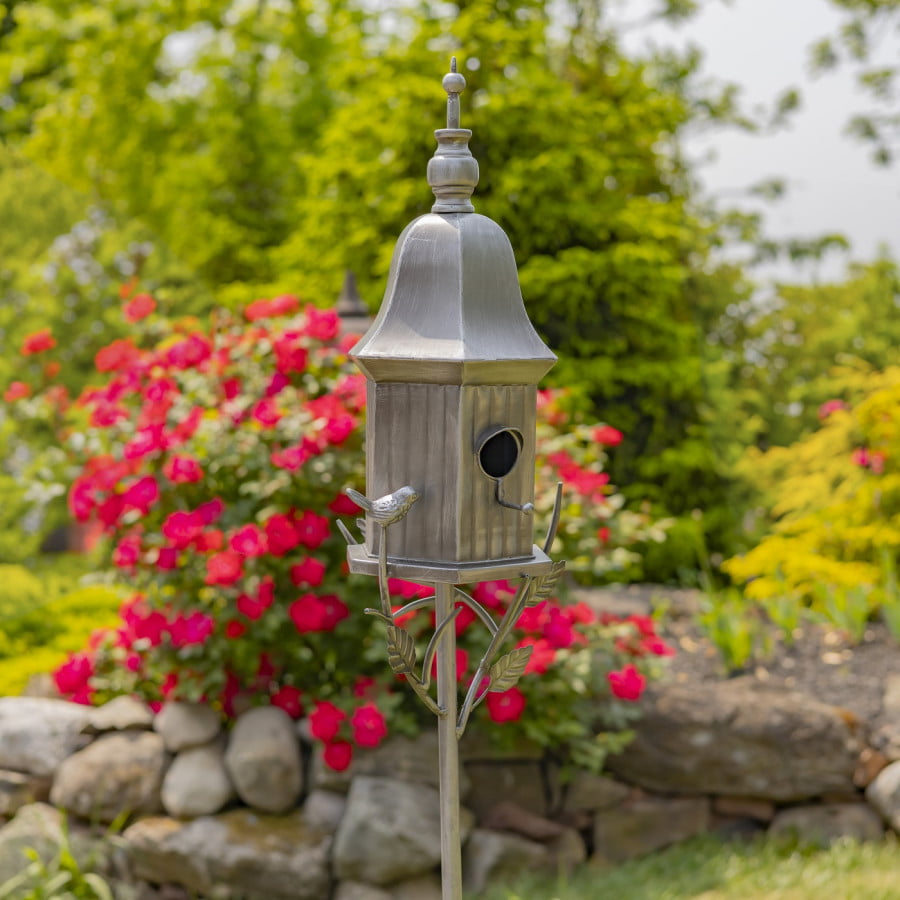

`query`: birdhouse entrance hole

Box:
[477,427,523,479]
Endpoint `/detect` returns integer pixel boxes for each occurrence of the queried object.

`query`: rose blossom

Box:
[485,687,527,723]
[21,329,56,355]
[163,455,203,484]
[271,685,303,718]
[350,703,388,748]
[323,740,353,772]
[123,293,156,322]
[205,551,244,586]
[607,664,646,701]
[308,701,346,742]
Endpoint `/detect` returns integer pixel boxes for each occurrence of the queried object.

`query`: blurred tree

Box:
[713,256,900,451]
[813,0,900,164]
[0,0,774,573]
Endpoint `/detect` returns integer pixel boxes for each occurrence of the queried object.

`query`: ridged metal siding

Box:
[365,382,535,565]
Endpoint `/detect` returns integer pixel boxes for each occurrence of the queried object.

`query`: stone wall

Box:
[1,680,899,899]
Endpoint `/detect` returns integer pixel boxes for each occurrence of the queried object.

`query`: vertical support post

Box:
[435,581,463,900]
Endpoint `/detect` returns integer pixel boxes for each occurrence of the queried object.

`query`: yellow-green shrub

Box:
[724,366,900,613]
[0,581,122,695]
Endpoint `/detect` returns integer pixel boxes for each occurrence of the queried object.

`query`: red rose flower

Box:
[163,455,203,484]
[124,424,167,460]
[607,664,646,701]
[195,529,224,552]
[156,546,179,570]
[486,687,527,723]
[350,703,388,749]
[162,510,205,549]
[121,475,160,515]
[542,608,575,649]
[165,333,212,370]
[244,298,273,321]
[270,439,318,471]
[517,637,557,675]
[95,338,141,373]
[290,557,327,588]
[270,294,300,317]
[21,329,56,355]
[594,424,623,446]
[224,619,247,640]
[169,611,215,648]
[264,513,301,556]
[68,478,96,522]
[53,652,93,695]
[323,740,353,772]
[308,700,346,742]
[123,293,156,322]
[229,524,268,557]
[304,306,339,341]
[112,535,142,570]
[289,594,325,633]
[205,551,244,586]
[328,493,362,516]
[273,332,308,375]
[3,381,30,402]
[294,510,330,549]
[252,399,282,428]
[197,498,225,524]
[271,685,303,718]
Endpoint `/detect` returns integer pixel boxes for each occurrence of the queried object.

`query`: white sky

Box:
[614,0,899,281]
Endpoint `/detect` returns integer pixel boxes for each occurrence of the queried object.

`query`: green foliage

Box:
[724,365,900,635]
[0,0,754,573]
[812,0,900,165]
[697,585,769,673]
[0,562,122,695]
[714,258,900,451]
[0,818,113,900]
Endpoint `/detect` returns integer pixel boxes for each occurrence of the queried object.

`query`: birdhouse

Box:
[347,62,556,583]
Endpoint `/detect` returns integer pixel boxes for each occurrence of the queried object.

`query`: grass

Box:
[0,555,123,695]
[472,834,900,900]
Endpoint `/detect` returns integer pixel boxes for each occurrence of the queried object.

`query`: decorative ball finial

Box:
[428,57,479,213]
[443,57,466,129]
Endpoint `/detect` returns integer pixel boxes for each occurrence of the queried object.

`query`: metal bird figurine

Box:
[346,485,420,528]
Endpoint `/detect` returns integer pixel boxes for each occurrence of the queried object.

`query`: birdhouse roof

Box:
[351,211,556,385]
[352,59,556,385]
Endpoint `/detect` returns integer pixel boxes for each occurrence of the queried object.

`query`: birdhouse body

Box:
[365,380,537,565]
[347,78,555,583]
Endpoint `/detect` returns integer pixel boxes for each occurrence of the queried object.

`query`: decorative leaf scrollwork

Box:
[488,645,533,693]
[386,625,417,676]
[528,560,566,606]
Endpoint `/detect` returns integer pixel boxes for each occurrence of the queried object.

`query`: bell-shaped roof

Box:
[351,60,556,386]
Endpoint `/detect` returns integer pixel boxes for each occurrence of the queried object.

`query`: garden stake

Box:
[340,59,566,900]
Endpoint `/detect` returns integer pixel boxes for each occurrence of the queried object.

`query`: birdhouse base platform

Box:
[346,543,555,585]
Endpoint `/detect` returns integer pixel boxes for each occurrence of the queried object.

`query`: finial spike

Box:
[442,58,466,130]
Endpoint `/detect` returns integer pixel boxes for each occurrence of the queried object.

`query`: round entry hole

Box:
[477,428,523,479]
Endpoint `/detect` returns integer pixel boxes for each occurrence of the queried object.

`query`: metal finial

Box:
[442,57,466,129]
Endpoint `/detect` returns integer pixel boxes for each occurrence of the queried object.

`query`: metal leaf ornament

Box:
[386,625,417,676]
[489,645,533,692]
[529,560,566,605]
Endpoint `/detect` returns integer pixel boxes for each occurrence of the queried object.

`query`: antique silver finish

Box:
[342,60,567,900]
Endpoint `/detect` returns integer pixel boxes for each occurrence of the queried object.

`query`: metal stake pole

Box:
[435,581,463,900]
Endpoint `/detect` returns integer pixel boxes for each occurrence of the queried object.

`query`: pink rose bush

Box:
[6,289,673,772]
